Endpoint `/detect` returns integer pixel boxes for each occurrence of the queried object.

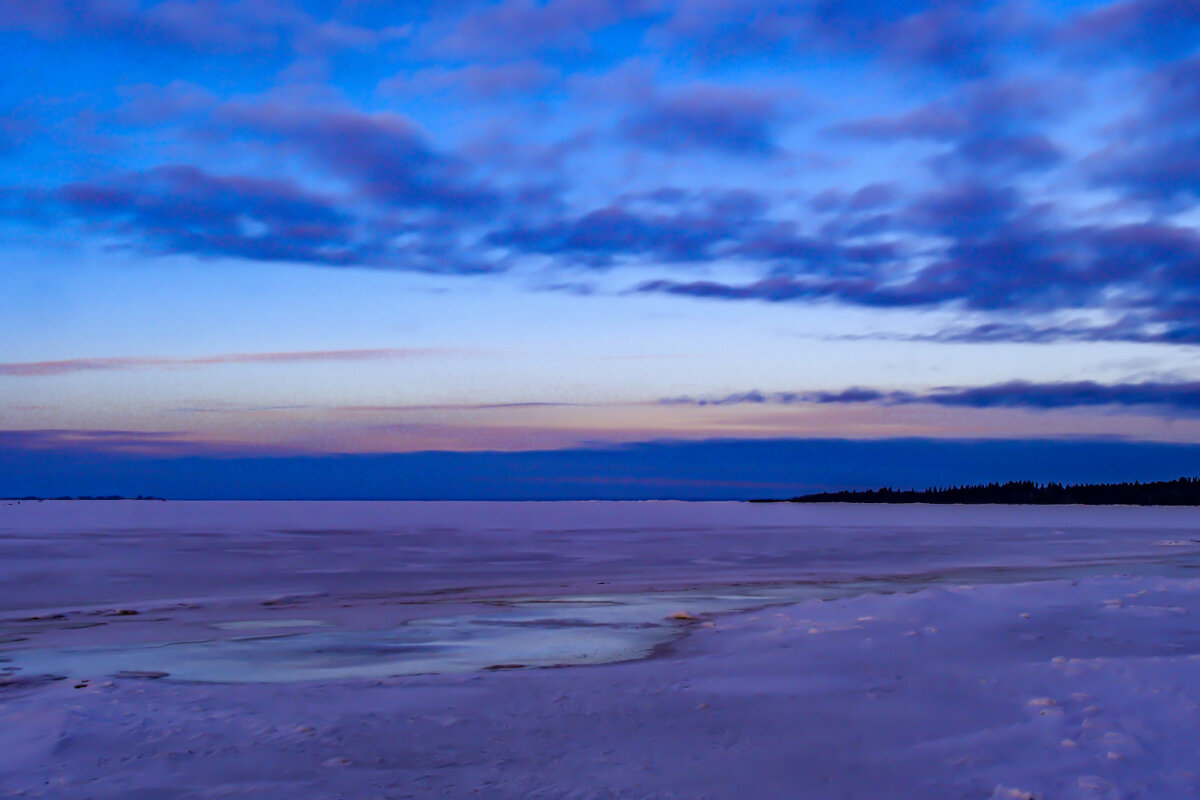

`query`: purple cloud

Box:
[2,0,296,51]
[638,191,1200,328]
[0,428,195,455]
[1,1,1196,345]
[488,186,903,272]
[489,206,734,265]
[57,165,367,265]
[216,102,497,212]
[0,428,304,457]
[620,84,788,156]
[114,81,219,126]
[833,78,1069,173]
[638,275,956,307]
[665,380,1200,415]
[885,319,1171,346]
[1089,57,1200,202]
[433,0,658,59]
[488,188,772,265]
[919,381,1200,412]
[660,0,1012,75]
[0,0,393,55]
[834,104,970,141]
[381,62,561,100]
[1091,142,1200,205]
[1060,0,1200,61]
[904,181,1021,236]
[951,132,1062,172]
[846,183,897,211]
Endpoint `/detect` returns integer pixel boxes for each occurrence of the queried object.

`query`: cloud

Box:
[2,0,298,51]
[638,183,1200,333]
[0,0,1194,336]
[845,183,896,211]
[114,81,219,126]
[950,132,1062,173]
[865,318,1200,346]
[488,185,902,271]
[665,380,1200,415]
[12,104,1197,337]
[215,102,498,213]
[0,428,309,458]
[42,92,527,271]
[489,206,730,265]
[661,388,889,406]
[487,188,770,265]
[636,275,946,307]
[832,77,1069,174]
[331,401,589,413]
[380,62,561,100]
[918,381,1200,412]
[0,428,199,456]
[432,0,659,59]
[659,0,1014,75]
[0,348,453,377]
[1088,56,1200,203]
[57,164,368,265]
[833,105,970,142]
[0,0,395,55]
[620,84,789,156]
[1059,0,1200,62]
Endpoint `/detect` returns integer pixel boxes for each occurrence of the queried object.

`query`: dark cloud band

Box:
[664,380,1200,415]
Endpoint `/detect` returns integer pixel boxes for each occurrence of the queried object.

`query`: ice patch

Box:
[211,619,326,631]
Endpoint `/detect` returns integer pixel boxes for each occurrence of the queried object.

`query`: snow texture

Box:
[1,501,1199,798]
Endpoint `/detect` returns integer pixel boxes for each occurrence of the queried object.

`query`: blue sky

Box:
[3,0,1200,493]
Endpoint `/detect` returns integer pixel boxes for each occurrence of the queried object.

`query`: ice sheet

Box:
[2,501,1199,798]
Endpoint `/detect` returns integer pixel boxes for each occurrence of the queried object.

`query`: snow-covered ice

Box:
[1,501,1199,798]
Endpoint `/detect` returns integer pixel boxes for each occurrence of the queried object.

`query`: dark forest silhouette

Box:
[757,477,1200,505]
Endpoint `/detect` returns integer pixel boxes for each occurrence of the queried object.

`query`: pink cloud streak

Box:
[0,348,456,377]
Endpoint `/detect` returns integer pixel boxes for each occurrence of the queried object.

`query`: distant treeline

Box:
[2,495,165,501]
[756,477,1200,505]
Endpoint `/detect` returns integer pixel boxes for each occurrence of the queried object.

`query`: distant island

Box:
[754,478,1200,505]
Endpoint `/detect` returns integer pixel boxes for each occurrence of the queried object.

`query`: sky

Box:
[3,0,1200,496]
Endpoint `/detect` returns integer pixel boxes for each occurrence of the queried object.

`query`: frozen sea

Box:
[2,500,1199,798]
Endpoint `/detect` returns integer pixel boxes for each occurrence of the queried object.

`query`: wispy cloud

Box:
[0,428,308,457]
[664,381,1200,416]
[0,428,192,454]
[333,401,589,412]
[0,348,458,377]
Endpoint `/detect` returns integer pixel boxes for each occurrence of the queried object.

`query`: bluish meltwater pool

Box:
[4,585,851,682]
